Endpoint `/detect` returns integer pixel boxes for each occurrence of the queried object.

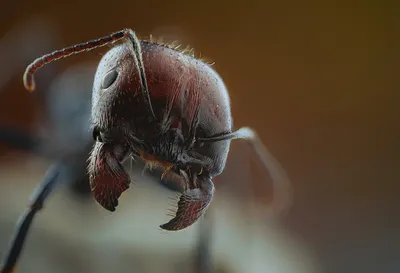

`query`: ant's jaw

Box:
[88,141,131,212]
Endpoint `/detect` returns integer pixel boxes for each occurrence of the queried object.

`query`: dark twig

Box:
[0,161,65,273]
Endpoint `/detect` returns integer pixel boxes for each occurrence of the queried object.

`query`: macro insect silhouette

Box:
[1,28,292,273]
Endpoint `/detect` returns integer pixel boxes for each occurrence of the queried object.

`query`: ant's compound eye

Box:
[101,69,118,89]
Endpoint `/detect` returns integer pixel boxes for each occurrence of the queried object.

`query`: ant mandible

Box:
[1,28,292,273]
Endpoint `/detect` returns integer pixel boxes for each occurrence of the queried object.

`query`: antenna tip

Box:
[23,72,35,92]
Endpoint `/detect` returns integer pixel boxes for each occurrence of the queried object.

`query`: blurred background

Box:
[0,1,398,273]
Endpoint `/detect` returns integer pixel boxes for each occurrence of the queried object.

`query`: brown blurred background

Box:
[0,1,399,273]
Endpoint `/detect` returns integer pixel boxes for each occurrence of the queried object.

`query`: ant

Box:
[1,28,292,273]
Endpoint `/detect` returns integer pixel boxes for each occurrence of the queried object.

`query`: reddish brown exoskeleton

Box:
[21,28,292,231]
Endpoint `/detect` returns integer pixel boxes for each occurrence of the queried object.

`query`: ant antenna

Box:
[198,127,293,218]
[23,28,155,118]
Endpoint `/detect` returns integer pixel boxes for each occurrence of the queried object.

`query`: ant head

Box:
[22,28,231,146]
